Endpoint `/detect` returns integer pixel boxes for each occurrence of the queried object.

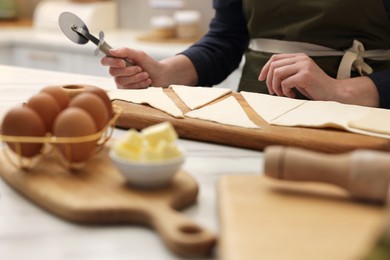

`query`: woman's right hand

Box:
[101,48,168,89]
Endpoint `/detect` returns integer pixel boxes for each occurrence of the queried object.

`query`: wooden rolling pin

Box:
[264,146,390,202]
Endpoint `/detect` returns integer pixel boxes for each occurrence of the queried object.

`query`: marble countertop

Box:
[0,65,264,260]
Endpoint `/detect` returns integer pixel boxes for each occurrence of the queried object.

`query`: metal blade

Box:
[58,12,89,45]
[71,25,100,46]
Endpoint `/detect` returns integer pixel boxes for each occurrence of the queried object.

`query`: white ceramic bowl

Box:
[109,149,185,189]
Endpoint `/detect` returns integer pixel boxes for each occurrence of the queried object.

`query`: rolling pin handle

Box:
[264,146,390,202]
[264,146,349,187]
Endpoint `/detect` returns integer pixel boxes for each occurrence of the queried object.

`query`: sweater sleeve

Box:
[366,0,390,108]
[367,70,390,108]
[180,0,249,86]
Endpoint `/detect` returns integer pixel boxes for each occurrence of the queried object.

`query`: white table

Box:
[0,65,263,260]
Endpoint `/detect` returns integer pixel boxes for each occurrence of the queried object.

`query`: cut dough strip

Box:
[108,87,184,118]
[241,91,306,123]
[185,96,260,129]
[170,85,232,110]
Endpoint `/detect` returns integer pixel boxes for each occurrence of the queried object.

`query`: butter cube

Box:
[114,141,140,160]
[114,129,145,160]
[155,140,182,159]
[113,122,182,162]
[141,122,178,147]
[142,147,163,162]
[123,129,144,149]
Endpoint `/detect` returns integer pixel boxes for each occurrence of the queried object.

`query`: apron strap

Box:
[249,38,390,79]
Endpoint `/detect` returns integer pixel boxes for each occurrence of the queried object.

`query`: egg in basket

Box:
[0,85,121,170]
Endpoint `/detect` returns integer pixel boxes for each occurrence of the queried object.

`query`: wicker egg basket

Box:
[0,105,121,171]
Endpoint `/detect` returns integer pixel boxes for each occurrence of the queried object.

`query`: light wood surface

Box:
[113,89,390,153]
[0,148,216,257]
[218,175,386,260]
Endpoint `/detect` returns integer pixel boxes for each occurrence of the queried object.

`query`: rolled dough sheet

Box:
[241,91,390,139]
[108,87,184,118]
[271,101,367,129]
[241,91,306,123]
[271,101,390,139]
[170,85,232,110]
[348,108,390,135]
[185,96,260,129]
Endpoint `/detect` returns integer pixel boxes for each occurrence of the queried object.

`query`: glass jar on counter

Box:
[173,10,201,39]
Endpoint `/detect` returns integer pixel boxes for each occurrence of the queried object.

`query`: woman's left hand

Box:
[258,53,337,100]
[258,53,379,107]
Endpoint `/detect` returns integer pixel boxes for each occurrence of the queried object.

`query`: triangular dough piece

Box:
[170,85,232,110]
[348,108,390,135]
[185,96,260,129]
[108,87,184,118]
[270,101,390,139]
[271,101,368,129]
[241,91,306,123]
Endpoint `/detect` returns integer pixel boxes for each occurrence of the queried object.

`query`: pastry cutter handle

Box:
[99,41,134,67]
[96,31,134,67]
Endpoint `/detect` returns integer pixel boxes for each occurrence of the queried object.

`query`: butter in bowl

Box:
[109,122,185,189]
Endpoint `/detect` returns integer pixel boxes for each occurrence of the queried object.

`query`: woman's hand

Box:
[101,48,167,89]
[101,48,198,89]
[258,53,337,99]
[258,53,379,107]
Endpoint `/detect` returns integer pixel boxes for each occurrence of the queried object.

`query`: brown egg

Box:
[53,107,98,163]
[1,106,46,158]
[26,92,61,133]
[85,86,114,118]
[69,92,110,131]
[40,86,70,110]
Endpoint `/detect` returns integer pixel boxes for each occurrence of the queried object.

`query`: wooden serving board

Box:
[0,149,216,257]
[218,175,386,260]
[113,89,390,153]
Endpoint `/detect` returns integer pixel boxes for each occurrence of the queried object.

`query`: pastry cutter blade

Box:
[58,12,133,66]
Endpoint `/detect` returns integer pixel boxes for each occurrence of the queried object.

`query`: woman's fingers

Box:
[108,66,142,77]
[260,53,303,95]
[268,59,299,96]
[259,53,320,98]
[114,71,151,88]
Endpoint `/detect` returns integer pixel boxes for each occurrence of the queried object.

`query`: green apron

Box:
[239,0,390,96]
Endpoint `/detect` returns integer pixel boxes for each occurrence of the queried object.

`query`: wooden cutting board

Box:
[218,175,386,260]
[0,149,216,257]
[113,89,390,153]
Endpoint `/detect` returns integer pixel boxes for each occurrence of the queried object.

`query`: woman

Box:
[101,0,390,108]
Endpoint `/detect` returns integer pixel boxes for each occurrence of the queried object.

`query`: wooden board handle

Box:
[148,204,216,257]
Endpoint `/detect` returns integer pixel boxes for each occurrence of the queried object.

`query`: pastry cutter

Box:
[58,12,133,66]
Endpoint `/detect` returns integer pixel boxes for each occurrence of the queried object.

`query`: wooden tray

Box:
[113,89,390,153]
[218,175,386,260]
[0,148,216,257]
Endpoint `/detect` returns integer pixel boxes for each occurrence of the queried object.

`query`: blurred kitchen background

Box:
[6,0,214,33]
[0,0,241,90]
